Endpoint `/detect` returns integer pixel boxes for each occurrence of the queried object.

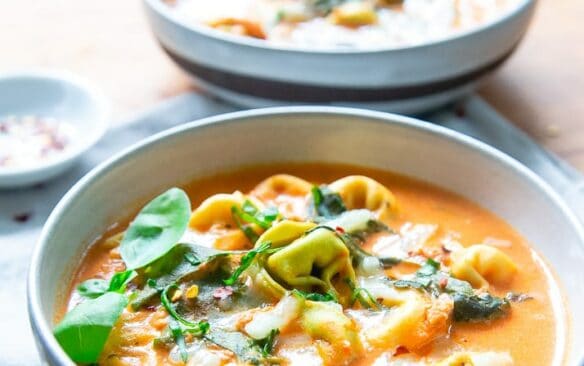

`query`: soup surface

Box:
[164,0,525,49]
[55,164,562,365]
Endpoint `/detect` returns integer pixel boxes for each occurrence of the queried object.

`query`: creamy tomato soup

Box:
[163,0,525,49]
[54,164,564,365]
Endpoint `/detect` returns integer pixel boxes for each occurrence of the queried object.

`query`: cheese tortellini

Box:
[329,175,397,220]
[189,191,263,230]
[188,192,265,250]
[248,221,356,303]
[252,174,313,220]
[300,300,363,364]
[364,290,453,351]
[450,244,517,289]
[252,174,312,199]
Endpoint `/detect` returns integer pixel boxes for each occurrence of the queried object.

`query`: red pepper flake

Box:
[213,286,234,300]
[335,226,345,234]
[393,346,409,356]
[145,305,157,312]
[13,212,32,223]
[439,277,448,289]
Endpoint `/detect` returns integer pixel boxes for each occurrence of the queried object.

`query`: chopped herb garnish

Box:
[252,329,280,357]
[345,279,381,310]
[231,201,279,242]
[169,318,189,362]
[292,289,338,303]
[232,206,260,243]
[241,200,279,229]
[160,284,208,332]
[223,242,272,285]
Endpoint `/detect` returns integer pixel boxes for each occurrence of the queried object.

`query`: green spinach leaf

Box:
[120,188,191,269]
[53,292,127,363]
[452,292,510,322]
[392,259,509,322]
[311,185,346,218]
[205,329,272,365]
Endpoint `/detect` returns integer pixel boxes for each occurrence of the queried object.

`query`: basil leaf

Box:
[108,270,137,293]
[77,279,109,299]
[54,292,127,363]
[77,270,136,299]
[120,188,191,269]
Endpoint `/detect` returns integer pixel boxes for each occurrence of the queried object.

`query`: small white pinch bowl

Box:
[0,70,109,189]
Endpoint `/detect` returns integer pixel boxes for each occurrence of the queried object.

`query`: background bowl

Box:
[143,0,536,112]
[29,107,584,365]
[0,71,109,188]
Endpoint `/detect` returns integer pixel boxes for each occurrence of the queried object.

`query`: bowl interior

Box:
[144,0,534,54]
[31,109,584,365]
[0,72,109,186]
[0,72,108,160]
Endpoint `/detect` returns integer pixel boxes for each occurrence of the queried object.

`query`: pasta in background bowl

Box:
[143,0,536,112]
[28,107,584,365]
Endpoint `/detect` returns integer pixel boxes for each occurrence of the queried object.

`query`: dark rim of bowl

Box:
[161,42,518,102]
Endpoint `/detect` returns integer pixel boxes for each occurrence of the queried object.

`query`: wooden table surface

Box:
[2,0,583,172]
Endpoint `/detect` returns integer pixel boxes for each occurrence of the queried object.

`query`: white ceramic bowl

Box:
[143,0,536,112]
[0,71,109,188]
[29,107,584,365]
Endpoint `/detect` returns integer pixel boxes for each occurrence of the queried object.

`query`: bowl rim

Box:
[28,106,584,365]
[143,0,535,55]
[0,69,110,178]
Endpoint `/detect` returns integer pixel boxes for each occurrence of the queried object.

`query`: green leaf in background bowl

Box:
[53,292,128,363]
[120,188,191,269]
